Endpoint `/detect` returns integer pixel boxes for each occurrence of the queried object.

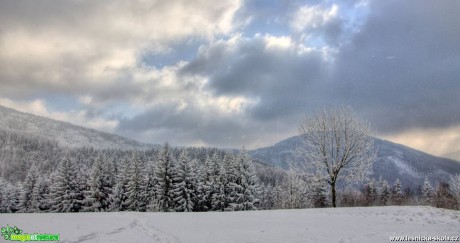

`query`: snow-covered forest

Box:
[0,128,459,213]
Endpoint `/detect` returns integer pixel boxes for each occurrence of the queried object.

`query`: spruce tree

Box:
[84,155,113,211]
[49,156,84,212]
[111,157,130,211]
[211,161,227,211]
[123,152,146,211]
[422,177,434,206]
[391,178,403,205]
[153,143,175,211]
[227,149,259,211]
[143,160,157,210]
[18,162,40,212]
[30,176,51,212]
[379,179,390,206]
[172,149,195,212]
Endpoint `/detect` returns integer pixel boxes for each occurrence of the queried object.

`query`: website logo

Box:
[1,225,60,242]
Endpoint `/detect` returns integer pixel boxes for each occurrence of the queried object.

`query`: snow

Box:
[1,206,459,243]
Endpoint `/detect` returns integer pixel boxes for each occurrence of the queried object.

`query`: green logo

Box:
[1,225,60,242]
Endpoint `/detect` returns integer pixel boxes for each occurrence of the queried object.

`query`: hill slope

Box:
[0,105,155,150]
[249,135,460,188]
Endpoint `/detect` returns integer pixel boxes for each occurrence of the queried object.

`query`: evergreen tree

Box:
[84,155,114,211]
[227,149,259,211]
[422,177,434,206]
[3,183,20,213]
[111,157,130,211]
[153,143,175,211]
[172,150,195,212]
[18,162,40,212]
[123,152,146,211]
[0,181,19,213]
[391,178,403,205]
[143,160,157,210]
[200,153,219,211]
[49,156,84,212]
[30,176,51,212]
[190,159,205,212]
[211,161,227,211]
[379,179,390,206]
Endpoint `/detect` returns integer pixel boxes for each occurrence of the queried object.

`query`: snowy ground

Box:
[1,206,459,243]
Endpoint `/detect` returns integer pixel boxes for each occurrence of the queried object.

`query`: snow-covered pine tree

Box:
[143,160,157,211]
[391,178,403,205]
[84,155,113,212]
[379,179,390,206]
[211,160,227,211]
[191,158,205,212]
[225,153,241,210]
[227,148,259,211]
[111,157,130,211]
[422,177,434,206]
[49,155,84,212]
[2,182,20,213]
[172,149,195,212]
[18,162,40,212]
[200,153,219,211]
[123,152,146,211]
[153,143,175,212]
[30,175,51,212]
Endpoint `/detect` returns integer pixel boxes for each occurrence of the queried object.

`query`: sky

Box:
[0,0,459,159]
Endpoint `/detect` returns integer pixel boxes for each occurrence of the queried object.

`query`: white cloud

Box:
[263,35,293,50]
[0,0,243,97]
[291,4,339,32]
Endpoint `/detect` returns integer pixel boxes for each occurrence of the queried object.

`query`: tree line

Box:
[0,124,459,213]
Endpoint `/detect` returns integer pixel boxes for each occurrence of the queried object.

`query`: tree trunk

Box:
[331,181,337,207]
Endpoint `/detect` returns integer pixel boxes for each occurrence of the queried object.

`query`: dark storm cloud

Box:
[180,36,328,121]
[179,0,460,136]
[331,0,460,133]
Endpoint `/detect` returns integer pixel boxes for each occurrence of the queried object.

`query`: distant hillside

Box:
[0,105,156,150]
[249,135,460,189]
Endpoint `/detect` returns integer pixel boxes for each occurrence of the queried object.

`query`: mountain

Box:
[0,105,155,150]
[249,136,460,189]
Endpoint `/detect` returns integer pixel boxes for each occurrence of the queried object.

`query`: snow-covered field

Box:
[1,206,459,243]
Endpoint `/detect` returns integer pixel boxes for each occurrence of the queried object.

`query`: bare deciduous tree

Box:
[297,106,376,207]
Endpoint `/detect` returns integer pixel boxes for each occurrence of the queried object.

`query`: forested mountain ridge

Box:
[250,136,460,189]
[0,105,155,150]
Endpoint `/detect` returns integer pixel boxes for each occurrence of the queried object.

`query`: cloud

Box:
[0,0,459,153]
[180,34,330,121]
[0,0,242,98]
[291,4,339,32]
[330,0,460,133]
